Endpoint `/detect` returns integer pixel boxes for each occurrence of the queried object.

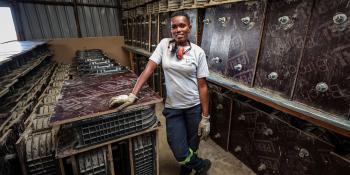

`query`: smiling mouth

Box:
[176,34,184,38]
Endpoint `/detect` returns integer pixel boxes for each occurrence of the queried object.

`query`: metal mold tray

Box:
[72,105,157,148]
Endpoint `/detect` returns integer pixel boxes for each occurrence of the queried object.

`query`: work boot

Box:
[195,159,211,175]
[179,165,192,175]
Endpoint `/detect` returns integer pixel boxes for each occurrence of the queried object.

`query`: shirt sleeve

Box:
[149,39,166,65]
[197,50,209,78]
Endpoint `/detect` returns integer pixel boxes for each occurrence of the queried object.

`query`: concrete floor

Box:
[156,104,256,175]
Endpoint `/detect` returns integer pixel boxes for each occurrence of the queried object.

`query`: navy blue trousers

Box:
[162,104,204,171]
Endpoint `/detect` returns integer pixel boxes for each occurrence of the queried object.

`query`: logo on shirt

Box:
[184,56,195,65]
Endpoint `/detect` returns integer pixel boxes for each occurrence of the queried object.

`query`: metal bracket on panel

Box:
[333,13,347,25]
[315,82,328,93]
[268,72,278,80]
[203,18,211,25]
[211,57,222,64]
[234,64,243,71]
[278,15,294,30]
[218,17,230,27]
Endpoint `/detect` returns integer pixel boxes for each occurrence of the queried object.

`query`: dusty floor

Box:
[156,103,256,175]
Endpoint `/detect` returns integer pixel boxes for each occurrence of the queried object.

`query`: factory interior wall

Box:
[49,36,129,66]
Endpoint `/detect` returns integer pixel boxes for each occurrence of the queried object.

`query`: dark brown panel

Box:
[142,15,150,50]
[230,100,336,175]
[159,12,171,40]
[209,90,232,150]
[321,152,350,175]
[229,100,258,169]
[122,19,129,44]
[294,0,350,117]
[151,14,158,52]
[137,16,142,47]
[132,18,137,46]
[153,66,162,94]
[279,125,335,175]
[50,71,162,125]
[226,0,267,86]
[208,4,235,75]
[127,18,133,45]
[255,0,314,98]
[200,7,216,58]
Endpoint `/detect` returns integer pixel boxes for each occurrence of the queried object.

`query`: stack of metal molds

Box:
[74,49,128,75]
[0,41,55,175]
[147,3,153,14]
[168,0,181,11]
[181,0,195,8]
[153,1,160,13]
[159,0,168,12]
[195,0,209,7]
[16,64,71,175]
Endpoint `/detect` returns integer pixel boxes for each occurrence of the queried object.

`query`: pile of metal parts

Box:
[74,49,128,75]
[0,41,55,175]
[16,64,70,175]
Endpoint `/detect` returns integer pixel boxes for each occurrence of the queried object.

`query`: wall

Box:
[49,36,129,66]
[8,0,121,40]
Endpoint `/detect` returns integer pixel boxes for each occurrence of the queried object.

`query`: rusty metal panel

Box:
[294,0,350,117]
[150,14,158,52]
[18,3,78,39]
[225,0,267,86]
[254,0,314,98]
[159,12,171,40]
[209,90,232,150]
[207,4,235,75]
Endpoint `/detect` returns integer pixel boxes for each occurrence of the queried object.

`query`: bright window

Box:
[0,7,17,43]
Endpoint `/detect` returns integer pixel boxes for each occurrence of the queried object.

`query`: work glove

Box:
[198,114,210,140]
[109,93,137,111]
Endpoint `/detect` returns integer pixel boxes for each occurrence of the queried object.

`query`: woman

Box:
[110,11,211,175]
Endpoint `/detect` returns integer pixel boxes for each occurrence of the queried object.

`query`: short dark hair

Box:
[170,11,190,23]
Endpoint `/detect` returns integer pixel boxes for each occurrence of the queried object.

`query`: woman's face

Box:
[170,16,191,45]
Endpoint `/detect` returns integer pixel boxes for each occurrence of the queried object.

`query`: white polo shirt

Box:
[149,38,209,109]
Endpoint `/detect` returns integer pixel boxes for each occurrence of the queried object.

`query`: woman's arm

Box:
[198,78,209,116]
[132,60,158,95]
